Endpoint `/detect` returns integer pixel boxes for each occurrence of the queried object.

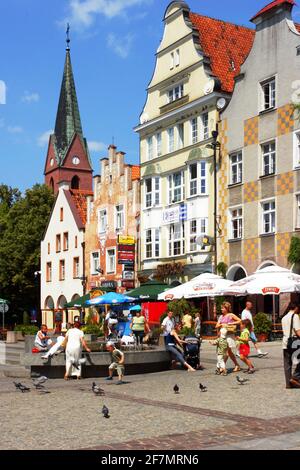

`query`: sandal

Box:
[233,366,241,373]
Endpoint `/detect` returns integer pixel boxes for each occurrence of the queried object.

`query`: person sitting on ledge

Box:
[34,325,53,352]
[105,341,125,385]
[41,330,66,361]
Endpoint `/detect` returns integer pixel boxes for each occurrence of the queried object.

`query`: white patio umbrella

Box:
[222,266,300,323]
[158,273,234,301]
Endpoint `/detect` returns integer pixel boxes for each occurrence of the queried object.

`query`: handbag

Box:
[287,314,300,354]
[226,324,237,334]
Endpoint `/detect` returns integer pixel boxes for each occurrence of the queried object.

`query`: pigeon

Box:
[236,376,249,385]
[173,384,180,394]
[92,382,105,396]
[32,376,48,389]
[102,405,110,419]
[13,382,30,393]
[72,358,87,370]
[199,383,207,392]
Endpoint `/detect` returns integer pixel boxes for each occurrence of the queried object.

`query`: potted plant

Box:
[82,324,102,342]
[253,313,272,342]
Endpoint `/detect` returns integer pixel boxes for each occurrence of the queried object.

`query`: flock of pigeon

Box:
[12,375,250,420]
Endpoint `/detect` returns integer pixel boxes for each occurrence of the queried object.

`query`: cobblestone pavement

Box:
[1,341,300,450]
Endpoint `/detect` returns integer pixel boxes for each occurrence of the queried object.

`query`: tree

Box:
[0,184,54,321]
[288,236,300,266]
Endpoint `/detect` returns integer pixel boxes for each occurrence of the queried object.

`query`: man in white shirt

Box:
[282,303,300,389]
[240,301,268,358]
[161,311,175,343]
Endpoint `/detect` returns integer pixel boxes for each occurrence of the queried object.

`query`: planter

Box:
[84,334,98,342]
[16,331,24,341]
[257,333,268,342]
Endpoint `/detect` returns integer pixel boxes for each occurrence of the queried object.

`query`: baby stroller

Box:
[183,335,201,370]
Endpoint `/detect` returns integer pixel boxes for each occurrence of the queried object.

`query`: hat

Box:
[106,341,115,347]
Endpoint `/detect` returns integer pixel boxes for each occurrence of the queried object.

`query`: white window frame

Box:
[175,49,180,67]
[229,207,243,240]
[201,112,209,140]
[91,251,100,275]
[296,193,300,228]
[169,222,185,257]
[293,130,300,168]
[168,83,184,103]
[73,257,80,279]
[190,117,198,144]
[98,208,107,234]
[261,141,276,176]
[230,152,243,185]
[261,199,276,235]
[144,177,160,209]
[167,127,175,153]
[177,123,184,149]
[147,136,153,161]
[115,204,125,231]
[170,52,174,70]
[168,171,185,204]
[156,132,162,157]
[106,248,116,274]
[188,161,207,197]
[260,77,276,111]
[145,228,160,259]
[189,218,207,252]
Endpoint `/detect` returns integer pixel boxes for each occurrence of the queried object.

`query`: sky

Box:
[1,0,300,191]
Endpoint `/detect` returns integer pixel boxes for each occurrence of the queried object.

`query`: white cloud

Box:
[37,129,53,147]
[21,91,40,103]
[88,140,107,152]
[7,126,23,134]
[64,0,151,28]
[107,32,134,58]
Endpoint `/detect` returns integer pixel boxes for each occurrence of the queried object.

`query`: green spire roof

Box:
[54,48,83,160]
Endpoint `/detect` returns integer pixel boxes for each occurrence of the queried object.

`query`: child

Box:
[210,327,228,375]
[105,341,125,384]
[236,319,255,374]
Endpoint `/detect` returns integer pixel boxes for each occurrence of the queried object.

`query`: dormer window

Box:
[168,84,184,103]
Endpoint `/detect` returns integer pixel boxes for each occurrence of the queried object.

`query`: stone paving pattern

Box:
[1,341,300,450]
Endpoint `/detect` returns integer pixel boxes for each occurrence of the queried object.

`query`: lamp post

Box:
[207,129,221,274]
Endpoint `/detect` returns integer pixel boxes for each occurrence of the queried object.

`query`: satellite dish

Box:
[203,79,215,95]
[140,112,149,125]
[217,97,227,110]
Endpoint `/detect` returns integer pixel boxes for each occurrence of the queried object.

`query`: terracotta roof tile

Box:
[189,13,255,93]
[70,189,93,226]
[131,165,140,181]
[251,0,295,22]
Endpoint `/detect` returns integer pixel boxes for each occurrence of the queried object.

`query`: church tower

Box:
[44,28,93,194]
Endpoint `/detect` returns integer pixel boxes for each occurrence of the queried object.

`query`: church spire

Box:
[54,25,83,159]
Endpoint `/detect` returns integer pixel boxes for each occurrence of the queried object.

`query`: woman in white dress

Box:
[64,322,91,380]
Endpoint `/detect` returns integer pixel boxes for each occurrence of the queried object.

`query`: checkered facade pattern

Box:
[276,171,294,196]
[244,116,259,147]
[218,119,229,265]
[244,181,259,203]
[277,104,294,136]
[244,238,259,264]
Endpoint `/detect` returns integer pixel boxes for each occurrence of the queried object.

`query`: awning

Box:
[126,280,171,302]
[65,288,115,308]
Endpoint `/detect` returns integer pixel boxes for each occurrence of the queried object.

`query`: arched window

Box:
[57,295,67,309]
[71,175,80,190]
[227,264,247,281]
[49,178,54,193]
[44,296,54,310]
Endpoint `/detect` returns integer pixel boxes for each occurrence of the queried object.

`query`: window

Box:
[230,208,243,239]
[169,172,184,204]
[63,232,69,251]
[145,177,160,208]
[177,123,184,149]
[98,209,107,234]
[191,118,198,144]
[294,131,300,167]
[169,223,185,256]
[170,52,174,70]
[189,219,207,252]
[167,127,175,153]
[56,234,61,253]
[168,84,184,103]
[91,252,100,275]
[106,248,116,274]
[156,132,162,157]
[59,260,65,281]
[46,262,52,282]
[175,49,180,67]
[296,195,300,228]
[60,208,64,222]
[201,113,209,140]
[262,200,276,234]
[189,162,207,196]
[147,136,153,161]
[47,243,50,255]
[73,257,80,279]
[262,141,276,176]
[230,152,243,185]
[145,229,160,259]
[116,204,124,231]
[75,236,78,249]
[261,78,276,111]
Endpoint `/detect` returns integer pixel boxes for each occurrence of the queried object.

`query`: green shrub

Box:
[180,326,194,337]
[82,324,103,336]
[14,325,39,336]
[23,311,30,325]
[253,313,272,335]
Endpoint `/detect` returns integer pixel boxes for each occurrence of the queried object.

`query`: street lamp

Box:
[206,128,221,274]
